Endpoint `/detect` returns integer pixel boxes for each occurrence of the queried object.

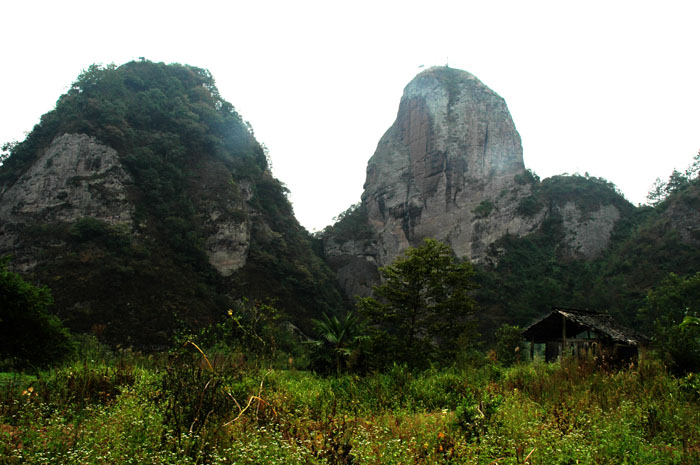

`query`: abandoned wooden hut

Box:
[522,307,643,363]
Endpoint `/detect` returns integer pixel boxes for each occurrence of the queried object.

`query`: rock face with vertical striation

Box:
[362,66,538,265]
[323,66,629,297]
[0,134,135,270]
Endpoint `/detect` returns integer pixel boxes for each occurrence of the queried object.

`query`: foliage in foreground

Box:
[0,257,74,368]
[1,353,699,465]
[638,271,700,374]
[358,238,478,370]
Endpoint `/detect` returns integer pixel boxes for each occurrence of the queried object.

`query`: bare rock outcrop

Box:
[324,67,627,297]
[323,235,380,298]
[0,133,134,224]
[0,134,135,269]
[558,202,621,258]
[187,158,253,277]
[361,67,539,267]
[0,133,254,276]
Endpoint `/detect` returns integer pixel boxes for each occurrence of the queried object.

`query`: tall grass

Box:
[1,354,698,464]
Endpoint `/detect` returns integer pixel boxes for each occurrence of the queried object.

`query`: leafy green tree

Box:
[358,238,478,369]
[494,324,525,366]
[647,151,700,205]
[1,141,17,165]
[310,310,366,374]
[638,272,700,374]
[0,257,74,367]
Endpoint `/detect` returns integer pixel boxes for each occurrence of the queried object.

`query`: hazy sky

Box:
[2,0,698,231]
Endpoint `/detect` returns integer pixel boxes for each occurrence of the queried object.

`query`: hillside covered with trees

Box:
[0,59,699,462]
[0,60,342,348]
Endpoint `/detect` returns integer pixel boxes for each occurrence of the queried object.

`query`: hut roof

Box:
[522,307,642,346]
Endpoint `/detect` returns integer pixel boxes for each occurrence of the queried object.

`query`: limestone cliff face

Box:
[323,233,381,298]
[187,157,253,277]
[0,133,252,276]
[0,134,134,270]
[557,202,621,258]
[324,67,628,297]
[362,67,538,267]
[0,134,134,224]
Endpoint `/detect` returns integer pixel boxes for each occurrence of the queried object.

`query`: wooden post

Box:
[530,337,535,361]
[562,314,567,358]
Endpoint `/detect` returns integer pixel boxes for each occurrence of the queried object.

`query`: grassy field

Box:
[1,352,699,464]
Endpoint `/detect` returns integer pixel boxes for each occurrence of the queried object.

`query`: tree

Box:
[646,150,700,205]
[357,238,478,369]
[310,310,366,374]
[1,141,18,165]
[638,272,700,374]
[0,257,74,367]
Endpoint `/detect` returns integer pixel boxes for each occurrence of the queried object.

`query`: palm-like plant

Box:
[680,316,700,329]
[311,310,366,374]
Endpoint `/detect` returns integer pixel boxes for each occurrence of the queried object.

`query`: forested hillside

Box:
[0,61,342,348]
[476,164,700,341]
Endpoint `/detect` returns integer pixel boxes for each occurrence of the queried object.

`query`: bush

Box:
[472,200,495,219]
[516,195,542,216]
[0,257,74,368]
[494,324,525,366]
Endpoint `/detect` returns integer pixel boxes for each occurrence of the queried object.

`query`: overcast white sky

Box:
[2,0,698,231]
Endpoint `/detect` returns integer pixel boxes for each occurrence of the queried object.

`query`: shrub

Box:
[472,200,495,219]
[0,257,74,368]
[516,195,542,216]
[494,324,525,366]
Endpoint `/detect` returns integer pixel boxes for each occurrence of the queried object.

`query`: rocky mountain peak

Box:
[360,66,534,264]
[324,67,629,298]
[368,66,525,183]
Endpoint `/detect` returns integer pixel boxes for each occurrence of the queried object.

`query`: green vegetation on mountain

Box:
[2,59,700,464]
[0,61,342,347]
[638,272,700,374]
[477,174,634,329]
[318,202,374,243]
[476,168,700,348]
[1,58,699,379]
[0,257,74,367]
